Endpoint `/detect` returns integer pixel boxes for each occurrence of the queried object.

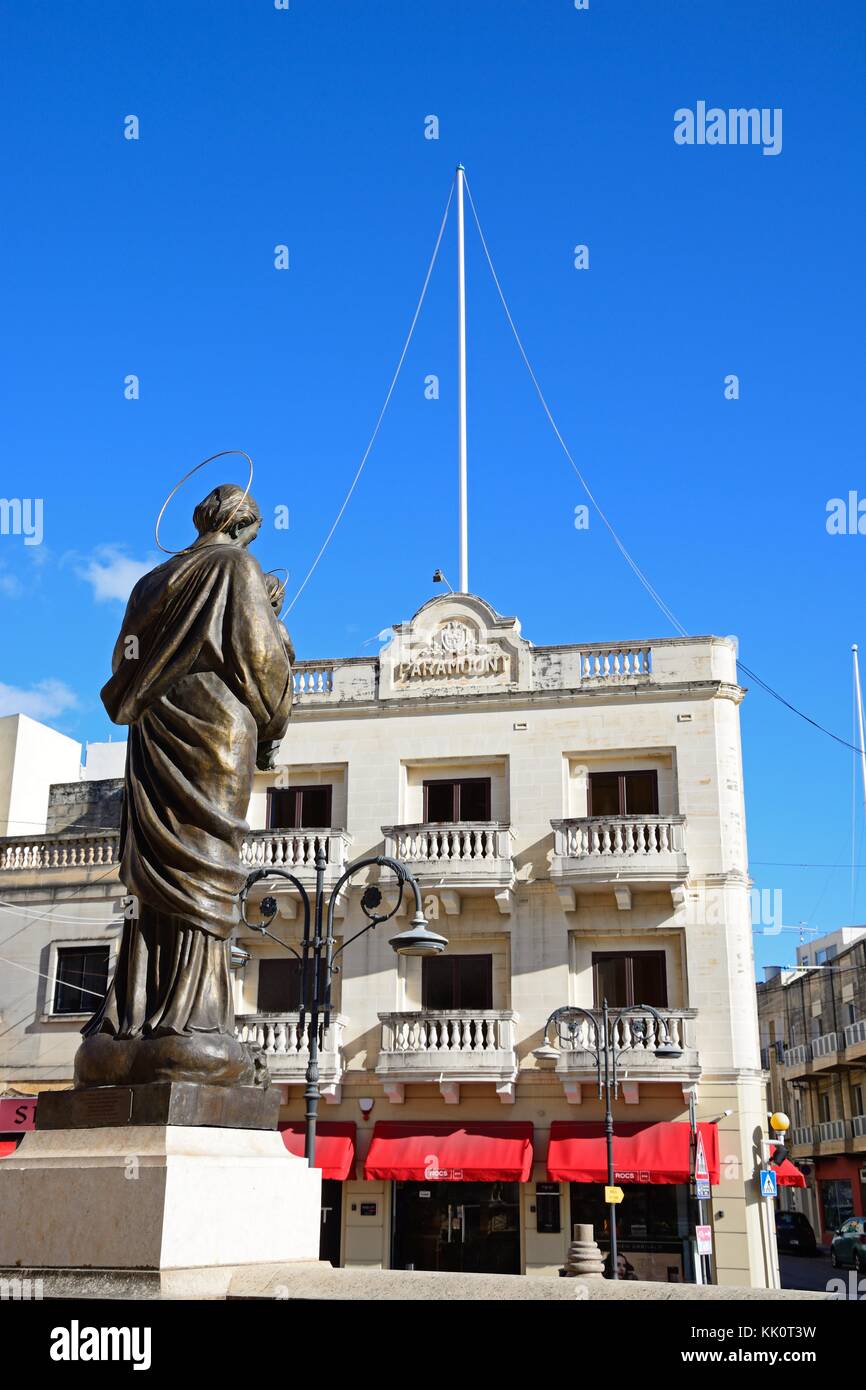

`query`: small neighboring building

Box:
[758,927,866,1244]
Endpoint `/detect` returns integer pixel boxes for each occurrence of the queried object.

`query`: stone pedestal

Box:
[0,1125,322,1281]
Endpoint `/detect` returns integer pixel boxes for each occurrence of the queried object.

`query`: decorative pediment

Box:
[379,595,532,700]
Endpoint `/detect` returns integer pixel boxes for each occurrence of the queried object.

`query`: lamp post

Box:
[535,1000,683,1281]
[239,849,447,1166]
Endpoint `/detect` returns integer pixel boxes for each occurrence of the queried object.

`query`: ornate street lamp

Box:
[534,1000,682,1281]
[239,849,447,1165]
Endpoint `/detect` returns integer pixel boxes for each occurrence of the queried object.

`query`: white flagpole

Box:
[854,644,866,818]
[456,164,469,593]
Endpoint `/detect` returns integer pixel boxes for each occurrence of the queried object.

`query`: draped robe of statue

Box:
[78,540,292,1087]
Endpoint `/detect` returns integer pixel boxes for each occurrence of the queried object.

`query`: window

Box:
[821,1179,854,1232]
[422,954,493,1010]
[267,785,333,829]
[587,771,659,817]
[848,1003,857,1026]
[818,1092,831,1124]
[851,1084,864,1118]
[256,957,327,1012]
[423,778,491,823]
[52,946,110,1015]
[591,951,668,1008]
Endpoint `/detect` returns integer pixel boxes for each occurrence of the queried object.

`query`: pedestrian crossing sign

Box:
[760,1168,778,1198]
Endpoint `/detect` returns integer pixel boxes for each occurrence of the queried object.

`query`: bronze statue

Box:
[75,484,292,1090]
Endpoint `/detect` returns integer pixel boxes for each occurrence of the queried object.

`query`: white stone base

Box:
[0,1126,322,1272]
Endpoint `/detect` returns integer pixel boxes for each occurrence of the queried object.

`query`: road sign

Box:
[694,1131,710,1183]
[695,1225,713,1256]
[695,1180,711,1201]
[604,1186,624,1204]
[760,1168,778,1198]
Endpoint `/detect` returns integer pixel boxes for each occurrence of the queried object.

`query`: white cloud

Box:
[0,569,23,597]
[77,546,153,603]
[0,678,78,720]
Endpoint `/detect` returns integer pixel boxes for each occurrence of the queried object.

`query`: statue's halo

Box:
[154,450,255,555]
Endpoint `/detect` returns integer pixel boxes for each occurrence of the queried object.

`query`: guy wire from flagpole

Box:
[154,449,255,555]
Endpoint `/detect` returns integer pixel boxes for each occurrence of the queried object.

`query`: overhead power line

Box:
[462,172,866,762]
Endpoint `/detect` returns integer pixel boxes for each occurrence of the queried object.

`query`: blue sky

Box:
[1,1,864,971]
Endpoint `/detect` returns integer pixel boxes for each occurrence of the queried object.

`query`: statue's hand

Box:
[256,740,280,772]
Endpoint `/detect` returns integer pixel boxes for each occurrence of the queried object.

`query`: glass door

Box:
[392,1181,521,1274]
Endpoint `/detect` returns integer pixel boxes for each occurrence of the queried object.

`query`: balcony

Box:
[0,830,121,876]
[381,822,516,915]
[234,1011,346,1101]
[376,1009,519,1103]
[241,828,353,917]
[782,1044,812,1078]
[844,1018,866,1062]
[550,815,688,911]
[789,1126,814,1153]
[852,1115,866,1150]
[542,1007,700,1104]
[810,1031,842,1071]
[816,1119,850,1150]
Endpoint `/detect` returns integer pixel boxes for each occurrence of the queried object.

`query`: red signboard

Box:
[0,1098,37,1132]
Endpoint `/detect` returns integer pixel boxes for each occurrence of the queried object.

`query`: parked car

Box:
[831,1217,866,1271]
[775,1209,818,1255]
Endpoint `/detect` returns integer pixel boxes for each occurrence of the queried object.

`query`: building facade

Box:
[758,928,866,1244]
[0,594,777,1285]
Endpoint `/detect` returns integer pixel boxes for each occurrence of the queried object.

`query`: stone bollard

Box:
[564,1224,605,1278]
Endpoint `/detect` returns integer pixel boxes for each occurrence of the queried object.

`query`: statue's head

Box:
[193,484,262,547]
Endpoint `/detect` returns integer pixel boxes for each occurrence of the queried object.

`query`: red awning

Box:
[364,1122,534,1182]
[278,1122,356,1181]
[547,1121,720,1185]
[770,1146,807,1188]
[0,1140,19,1158]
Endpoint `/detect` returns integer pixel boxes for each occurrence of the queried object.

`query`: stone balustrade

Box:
[548,1006,700,1098]
[0,831,121,872]
[376,1009,519,1101]
[234,1011,345,1092]
[852,1115,866,1139]
[844,1018,866,1048]
[550,815,688,901]
[286,637,734,708]
[381,822,516,911]
[241,827,351,875]
[789,1125,814,1149]
[552,1006,694,1058]
[0,826,352,882]
[577,644,653,682]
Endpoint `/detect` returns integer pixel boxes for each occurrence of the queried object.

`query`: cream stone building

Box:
[0,594,779,1286]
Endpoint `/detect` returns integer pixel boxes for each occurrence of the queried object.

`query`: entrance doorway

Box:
[392,1181,521,1274]
[320,1179,342,1266]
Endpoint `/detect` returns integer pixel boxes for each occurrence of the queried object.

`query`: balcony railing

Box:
[0,831,121,872]
[549,1007,700,1088]
[811,1031,841,1059]
[789,1126,814,1149]
[577,644,653,682]
[550,815,688,897]
[376,1009,519,1100]
[381,822,516,908]
[241,827,351,875]
[234,1011,345,1091]
[783,1044,811,1069]
[817,1119,849,1144]
[852,1115,866,1139]
[844,1019,866,1048]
